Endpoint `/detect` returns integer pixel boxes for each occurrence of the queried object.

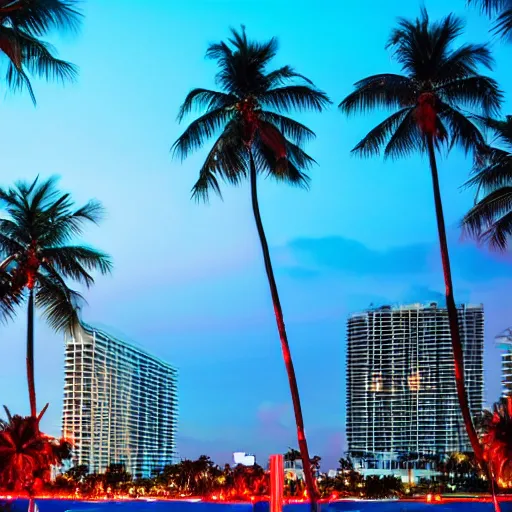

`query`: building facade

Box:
[62,324,178,478]
[346,303,484,479]
[496,327,512,396]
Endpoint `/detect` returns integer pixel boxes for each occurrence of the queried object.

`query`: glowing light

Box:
[370,372,383,392]
[270,454,284,512]
[426,494,433,503]
[408,371,421,391]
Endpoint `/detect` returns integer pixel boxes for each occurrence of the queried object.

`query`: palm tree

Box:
[0,405,72,491]
[0,177,112,417]
[468,0,512,40]
[463,116,512,249]
[173,27,330,509]
[339,9,502,467]
[0,0,81,104]
[478,396,512,484]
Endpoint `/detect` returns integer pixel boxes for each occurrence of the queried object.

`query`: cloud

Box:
[275,234,512,283]
[279,236,429,276]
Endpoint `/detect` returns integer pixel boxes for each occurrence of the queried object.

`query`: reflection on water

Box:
[3,500,512,512]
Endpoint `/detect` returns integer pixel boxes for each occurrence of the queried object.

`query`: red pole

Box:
[270,454,284,512]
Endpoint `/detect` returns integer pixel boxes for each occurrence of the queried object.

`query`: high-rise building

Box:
[62,323,178,478]
[346,303,484,475]
[496,328,512,396]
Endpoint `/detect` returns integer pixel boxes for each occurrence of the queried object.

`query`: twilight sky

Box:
[1,0,512,472]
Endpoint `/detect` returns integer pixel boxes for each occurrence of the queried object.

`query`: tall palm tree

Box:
[0,177,112,417]
[463,116,512,249]
[0,0,81,104]
[173,27,330,509]
[468,0,512,40]
[339,9,502,467]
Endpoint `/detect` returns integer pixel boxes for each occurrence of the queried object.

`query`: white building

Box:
[346,303,484,482]
[62,323,178,478]
[496,328,512,396]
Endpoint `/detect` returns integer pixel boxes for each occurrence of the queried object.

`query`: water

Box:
[1,500,510,512]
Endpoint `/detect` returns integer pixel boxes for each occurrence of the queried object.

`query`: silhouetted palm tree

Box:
[0,405,72,491]
[0,177,112,417]
[481,396,512,485]
[173,27,330,509]
[463,116,512,250]
[0,0,81,104]
[339,9,502,466]
[469,0,512,39]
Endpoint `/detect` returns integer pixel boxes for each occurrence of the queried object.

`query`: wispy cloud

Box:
[275,234,512,283]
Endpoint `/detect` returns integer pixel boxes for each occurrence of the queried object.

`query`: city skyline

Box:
[1,0,512,472]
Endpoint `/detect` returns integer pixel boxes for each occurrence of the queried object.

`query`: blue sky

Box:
[1,0,512,471]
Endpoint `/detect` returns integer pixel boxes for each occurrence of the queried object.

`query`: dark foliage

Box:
[340,9,502,159]
[468,0,512,39]
[0,176,112,329]
[0,0,81,104]
[173,26,330,201]
[463,116,512,250]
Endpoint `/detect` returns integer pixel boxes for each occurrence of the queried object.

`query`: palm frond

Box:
[495,7,512,37]
[473,115,512,147]
[465,146,512,192]
[259,85,331,113]
[40,199,105,246]
[2,28,77,104]
[191,120,247,202]
[384,108,425,159]
[208,27,279,96]
[438,103,485,154]
[0,233,23,256]
[264,65,314,88]
[436,44,494,81]
[3,0,82,36]
[0,269,21,323]
[339,74,415,115]
[42,246,112,287]
[254,137,311,189]
[468,0,512,39]
[350,107,412,158]
[468,0,509,15]
[259,111,315,146]
[436,75,502,116]
[172,107,233,160]
[19,32,77,82]
[177,88,237,122]
[284,140,316,171]
[387,10,465,79]
[463,187,512,250]
[35,271,83,333]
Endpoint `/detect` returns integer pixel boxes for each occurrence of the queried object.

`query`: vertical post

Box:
[270,454,284,512]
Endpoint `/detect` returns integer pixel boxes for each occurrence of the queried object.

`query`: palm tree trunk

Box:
[248,149,318,511]
[27,288,37,417]
[426,135,483,465]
